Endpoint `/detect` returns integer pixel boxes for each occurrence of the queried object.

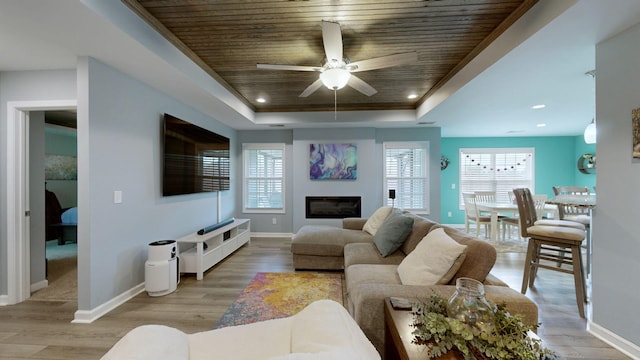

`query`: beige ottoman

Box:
[291,225,372,270]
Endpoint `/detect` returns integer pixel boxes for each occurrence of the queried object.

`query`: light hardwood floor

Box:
[0,237,631,359]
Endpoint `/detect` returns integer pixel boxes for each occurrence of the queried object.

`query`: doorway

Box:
[5,100,77,305]
[31,111,78,301]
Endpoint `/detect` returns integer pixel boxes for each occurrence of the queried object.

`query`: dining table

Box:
[474,202,517,243]
[475,201,559,243]
[545,194,596,208]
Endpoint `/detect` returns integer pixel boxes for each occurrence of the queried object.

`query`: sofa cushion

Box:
[288,300,380,360]
[399,214,438,255]
[397,228,468,286]
[343,243,405,268]
[362,206,393,235]
[372,209,414,257]
[345,264,401,292]
[292,225,372,257]
[431,225,497,283]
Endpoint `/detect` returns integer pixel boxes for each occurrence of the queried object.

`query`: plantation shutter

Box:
[243,143,285,213]
[384,142,429,213]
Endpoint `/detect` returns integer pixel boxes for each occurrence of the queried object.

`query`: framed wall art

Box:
[309,143,357,180]
[45,154,77,180]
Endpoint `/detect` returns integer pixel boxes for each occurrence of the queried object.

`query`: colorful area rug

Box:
[214,272,343,329]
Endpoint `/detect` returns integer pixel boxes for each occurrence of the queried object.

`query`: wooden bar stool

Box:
[513,188,587,318]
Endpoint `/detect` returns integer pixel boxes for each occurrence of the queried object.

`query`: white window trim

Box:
[242,143,285,214]
[383,141,430,214]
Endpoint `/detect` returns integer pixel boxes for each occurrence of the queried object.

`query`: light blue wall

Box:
[593,20,640,349]
[237,126,441,233]
[235,130,294,233]
[76,57,237,310]
[0,70,77,297]
[440,136,596,224]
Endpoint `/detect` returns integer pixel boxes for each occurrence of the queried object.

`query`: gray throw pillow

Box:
[373,209,415,257]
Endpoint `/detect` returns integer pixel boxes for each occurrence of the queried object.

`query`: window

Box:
[383,142,429,213]
[243,143,285,213]
[459,148,534,207]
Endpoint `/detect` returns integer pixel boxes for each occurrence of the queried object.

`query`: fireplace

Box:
[305,196,362,219]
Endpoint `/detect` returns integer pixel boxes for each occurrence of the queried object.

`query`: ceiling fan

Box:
[257,20,418,98]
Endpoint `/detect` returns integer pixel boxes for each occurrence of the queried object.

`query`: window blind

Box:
[459,148,534,207]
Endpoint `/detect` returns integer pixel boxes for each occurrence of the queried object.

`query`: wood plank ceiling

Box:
[123,0,538,113]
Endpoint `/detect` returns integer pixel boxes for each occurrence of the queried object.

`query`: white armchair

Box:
[101,300,380,360]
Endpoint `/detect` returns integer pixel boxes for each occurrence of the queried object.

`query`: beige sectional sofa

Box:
[291,210,538,355]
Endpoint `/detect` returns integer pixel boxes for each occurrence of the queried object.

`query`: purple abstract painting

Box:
[309,143,357,180]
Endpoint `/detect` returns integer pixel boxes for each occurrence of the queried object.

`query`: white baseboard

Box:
[251,232,293,239]
[30,279,48,293]
[72,283,145,324]
[588,321,640,359]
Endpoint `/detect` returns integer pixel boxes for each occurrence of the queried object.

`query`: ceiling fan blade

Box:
[347,75,377,96]
[257,64,321,72]
[349,52,418,72]
[321,20,343,64]
[299,79,324,97]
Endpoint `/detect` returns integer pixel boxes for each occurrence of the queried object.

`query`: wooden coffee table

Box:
[384,298,560,360]
[384,298,462,360]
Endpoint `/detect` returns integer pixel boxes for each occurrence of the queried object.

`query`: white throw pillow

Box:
[397,228,468,286]
[362,206,393,235]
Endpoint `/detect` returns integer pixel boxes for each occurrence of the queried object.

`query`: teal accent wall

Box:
[440,136,596,224]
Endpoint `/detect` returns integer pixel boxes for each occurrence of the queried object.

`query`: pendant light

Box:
[584,70,596,144]
[584,119,596,144]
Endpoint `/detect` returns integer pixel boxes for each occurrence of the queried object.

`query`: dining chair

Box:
[552,186,591,224]
[462,192,494,239]
[552,186,593,271]
[500,194,547,241]
[513,188,588,318]
[474,191,497,204]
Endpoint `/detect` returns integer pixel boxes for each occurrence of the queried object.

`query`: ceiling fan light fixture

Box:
[320,68,350,90]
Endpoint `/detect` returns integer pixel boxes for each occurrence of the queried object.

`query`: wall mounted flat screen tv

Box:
[163,113,230,196]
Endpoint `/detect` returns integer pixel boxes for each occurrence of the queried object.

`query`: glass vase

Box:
[446,277,495,332]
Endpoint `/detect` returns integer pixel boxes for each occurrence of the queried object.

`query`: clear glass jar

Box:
[446,277,495,332]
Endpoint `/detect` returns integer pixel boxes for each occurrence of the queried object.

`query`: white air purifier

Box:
[145,240,179,297]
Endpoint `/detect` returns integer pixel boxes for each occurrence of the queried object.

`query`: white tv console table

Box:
[177,218,250,280]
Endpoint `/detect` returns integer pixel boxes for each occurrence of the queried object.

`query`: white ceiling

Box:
[1,0,640,137]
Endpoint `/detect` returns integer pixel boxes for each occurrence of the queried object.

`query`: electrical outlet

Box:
[447,211,452,217]
[451,183,456,189]
[272,217,277,225]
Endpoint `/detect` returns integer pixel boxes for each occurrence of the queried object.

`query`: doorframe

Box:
[5,100,77,304]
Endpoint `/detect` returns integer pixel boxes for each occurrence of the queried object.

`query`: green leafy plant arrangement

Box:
[411,295,556,360]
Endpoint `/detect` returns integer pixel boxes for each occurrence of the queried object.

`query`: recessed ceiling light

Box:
[536,123,547,127]
[407,94,418,99]
[257,97,266,103]
[531,104,545,109]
